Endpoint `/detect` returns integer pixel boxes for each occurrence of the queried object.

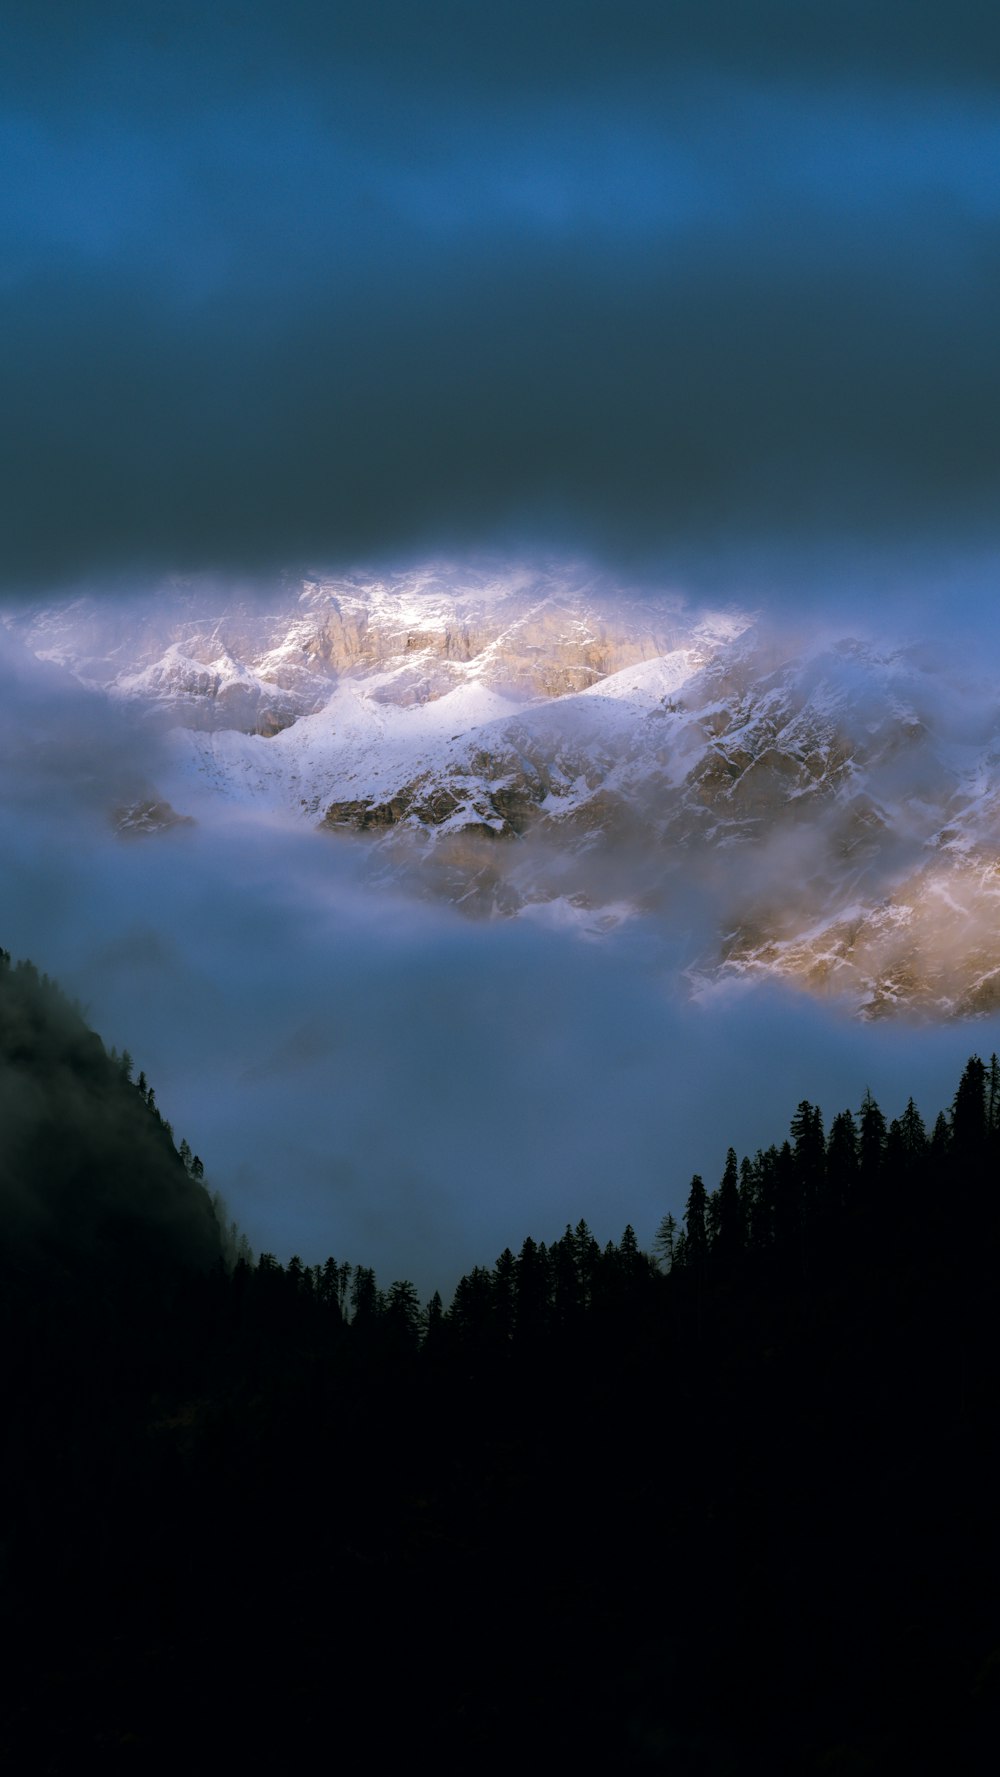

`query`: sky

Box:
[3,3,1000,1290]
[1,1,998,598]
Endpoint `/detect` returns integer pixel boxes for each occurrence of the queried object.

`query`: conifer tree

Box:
[448,1267,495,1343]
[753,1146,781,1249]
[423,1289,445,1345]
[988,1054,1000,1133]
[350,1265,380,1325]
[551,1228,583,1324]
[318,1256,341,1311]
[683,1175,708,1268]
[859,1088,887,1186]
[826,1109,859,1208]
[930,1109,951,1165]
[773,1140,801,1261]
[618,1223,648,1285]
[884,1097,928,1203]
[384,1280,422,1346]
[714,1147,743,1258]
[573,1219,600,1305]
[790,1101,824,1197]
[653,1211,678,1271]
[515,1236,549,1339]
[951,1055,986,1166]
[738,1156,758,1249]
[337,1260,352,1318]
[899,1096,927,1158]
[492,1248,517,1341]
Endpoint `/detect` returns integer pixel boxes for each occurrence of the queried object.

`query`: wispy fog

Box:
[1,619,996,1298]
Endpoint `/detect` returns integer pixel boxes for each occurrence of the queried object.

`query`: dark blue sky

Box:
[2,1,999,594]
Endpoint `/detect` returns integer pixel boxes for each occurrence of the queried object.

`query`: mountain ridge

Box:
[7,568,1000,1016]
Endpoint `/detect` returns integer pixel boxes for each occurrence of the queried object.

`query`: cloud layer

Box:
[2,3,998,593]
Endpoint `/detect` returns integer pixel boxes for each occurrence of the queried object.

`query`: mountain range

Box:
[7,565,1000,1019]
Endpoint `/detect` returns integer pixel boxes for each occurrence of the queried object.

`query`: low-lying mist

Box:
[2,615,999,1298]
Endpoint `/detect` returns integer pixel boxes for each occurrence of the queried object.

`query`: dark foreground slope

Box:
[0,948,221,1282]
[1,955,999,1773]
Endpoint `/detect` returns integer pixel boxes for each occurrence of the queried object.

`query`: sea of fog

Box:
[2,619,995,1297]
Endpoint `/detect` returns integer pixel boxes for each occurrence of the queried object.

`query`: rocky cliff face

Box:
[8,567,1000,1018]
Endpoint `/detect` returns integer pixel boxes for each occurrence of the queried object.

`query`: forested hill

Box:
[2,948,999,1772]
[0,946,222,1280]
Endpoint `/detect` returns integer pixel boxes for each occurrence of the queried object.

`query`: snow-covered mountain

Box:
[6,565,718,733]
[8,565,1000,1018]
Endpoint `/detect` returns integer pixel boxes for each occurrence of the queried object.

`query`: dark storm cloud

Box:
[1,2,999,591]
[7,3,1000,100]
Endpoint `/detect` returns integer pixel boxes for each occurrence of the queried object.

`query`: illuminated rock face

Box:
[5,566,716,734]
[9,567,1000,1017]
[718,856,1000,1019]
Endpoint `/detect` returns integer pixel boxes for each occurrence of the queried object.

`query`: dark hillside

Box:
[0,947,222,1281]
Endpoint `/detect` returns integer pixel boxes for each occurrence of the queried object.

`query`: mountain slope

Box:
[0,950,222,1278]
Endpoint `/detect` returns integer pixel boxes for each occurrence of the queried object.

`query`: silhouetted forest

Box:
[2,946,1000,1772]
